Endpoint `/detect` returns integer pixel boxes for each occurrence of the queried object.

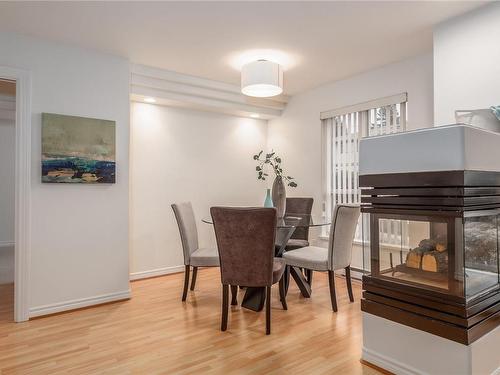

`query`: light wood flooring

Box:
[0,269,381,374]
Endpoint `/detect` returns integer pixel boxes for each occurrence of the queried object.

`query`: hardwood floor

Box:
[0,269,381,374]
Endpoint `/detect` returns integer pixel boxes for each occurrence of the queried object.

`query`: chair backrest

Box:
[285,197,314,240]
[211,207,277,287]
[171,202,199,265]
[328,205,360,270]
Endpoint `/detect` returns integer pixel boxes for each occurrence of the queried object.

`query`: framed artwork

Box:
[41,113,116,183]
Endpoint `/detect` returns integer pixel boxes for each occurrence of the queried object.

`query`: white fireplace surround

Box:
[359,124,500,176]
[363,313,500,375]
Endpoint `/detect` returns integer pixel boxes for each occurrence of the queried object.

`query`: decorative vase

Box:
[491,106,500,121]
[264,189,274,208]
[272,176,286,218]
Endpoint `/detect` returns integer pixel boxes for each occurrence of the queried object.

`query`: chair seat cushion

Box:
[190,247,219,267]
[282,246,328,271]
[285,239,309,250]
[272,258,286,284]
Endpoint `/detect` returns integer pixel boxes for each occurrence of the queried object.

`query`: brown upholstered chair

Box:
[210,207,287,335]
[171,202,219,302]
[285,197,314,251]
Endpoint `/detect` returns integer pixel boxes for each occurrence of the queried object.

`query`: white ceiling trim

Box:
[130,64,288,120]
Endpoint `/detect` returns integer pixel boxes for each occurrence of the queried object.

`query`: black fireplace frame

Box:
[360,170,500,345]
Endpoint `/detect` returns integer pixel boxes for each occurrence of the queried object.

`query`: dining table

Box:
[202,213,331,312]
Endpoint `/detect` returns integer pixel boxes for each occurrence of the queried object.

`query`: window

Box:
[321,93,408,270]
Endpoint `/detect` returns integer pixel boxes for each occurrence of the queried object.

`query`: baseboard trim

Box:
[362,347,422,375]
[130,265,185,281]
[360,359,395,375]
[29,289,131,318]
[0,241,14,248]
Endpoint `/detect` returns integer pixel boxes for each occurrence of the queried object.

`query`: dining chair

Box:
[284,197,314,284]
[171,202,219,302]
[285,197,314,251]
[282,204,360,312]
[210,207,287,335]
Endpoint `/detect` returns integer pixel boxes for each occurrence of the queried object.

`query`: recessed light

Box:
[250,113,260,118]
[144,97,156,103]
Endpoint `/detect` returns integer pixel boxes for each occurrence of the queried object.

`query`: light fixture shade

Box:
[241,60,283,98]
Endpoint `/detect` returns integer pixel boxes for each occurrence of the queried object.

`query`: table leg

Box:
[276,226,312,298]
[290,266,312,298]
[275,226,296,257]
[241,287,266,312]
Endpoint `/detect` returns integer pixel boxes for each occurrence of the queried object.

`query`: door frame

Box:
[0,66,32,322]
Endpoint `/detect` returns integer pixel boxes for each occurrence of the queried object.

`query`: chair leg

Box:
[284,265,291,296]
[230,285,238,306]
[279,276,288,310]
[328,270,338,312]
[266,286,271,335]
[306,269,313,287]
[221,284,229,331]
[345,266,354,302]
[182,265,190,302]
[190,266,198,291]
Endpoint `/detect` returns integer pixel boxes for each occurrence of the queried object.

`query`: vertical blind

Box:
[322,93,407,243]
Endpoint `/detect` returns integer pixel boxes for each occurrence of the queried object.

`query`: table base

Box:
[240,266,312,312]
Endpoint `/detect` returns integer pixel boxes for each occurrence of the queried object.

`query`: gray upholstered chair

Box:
[284,197,314,285]
[282,205,360,312]
[210,207,287,335]
[285,197,314,251]
[171,202,219,302]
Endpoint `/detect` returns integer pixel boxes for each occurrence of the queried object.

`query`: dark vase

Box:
[272,176,286,218]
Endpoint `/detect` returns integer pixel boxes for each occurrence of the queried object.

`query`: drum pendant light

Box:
[241,60,283,98]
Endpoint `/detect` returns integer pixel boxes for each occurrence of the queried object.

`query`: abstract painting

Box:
[42,113,116,183]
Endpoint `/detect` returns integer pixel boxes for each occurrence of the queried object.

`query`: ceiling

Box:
[0,1,487,95]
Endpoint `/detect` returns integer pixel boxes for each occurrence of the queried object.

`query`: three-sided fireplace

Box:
[359,127,500,345]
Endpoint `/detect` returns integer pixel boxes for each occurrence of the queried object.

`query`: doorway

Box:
[0,79,16,322]
[0,65,31,323]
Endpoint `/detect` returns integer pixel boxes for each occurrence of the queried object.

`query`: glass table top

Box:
[202,213,330,228]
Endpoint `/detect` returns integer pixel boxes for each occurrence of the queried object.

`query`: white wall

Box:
[130,103,268,278]
[0,106,15,284]
[0,32,130,315]
[267,54,434,221]
[0,114,15,246]
[434,3,500,125]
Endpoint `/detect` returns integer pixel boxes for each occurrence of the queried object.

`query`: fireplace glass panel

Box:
[464,214,500,300]
[371,215,464,296]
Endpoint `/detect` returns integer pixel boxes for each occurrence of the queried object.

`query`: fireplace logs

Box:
[421,251,448,273]
[405,239,448,273]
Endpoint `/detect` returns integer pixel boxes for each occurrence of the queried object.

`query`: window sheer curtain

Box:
[321,93,407,253]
